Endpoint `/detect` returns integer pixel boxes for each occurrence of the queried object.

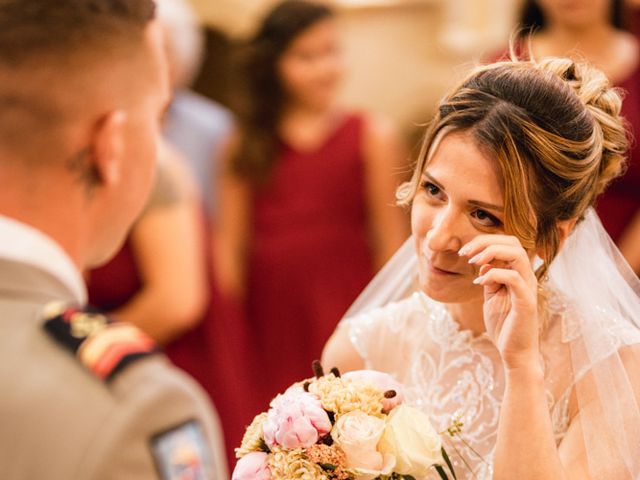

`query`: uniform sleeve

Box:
[77,356,228,480]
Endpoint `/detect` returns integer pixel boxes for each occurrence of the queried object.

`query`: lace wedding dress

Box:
[345,290,585,479]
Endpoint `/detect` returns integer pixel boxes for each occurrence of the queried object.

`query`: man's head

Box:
[0,0,171,268]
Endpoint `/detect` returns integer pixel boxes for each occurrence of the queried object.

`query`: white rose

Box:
[332,411,396,480]
[379,405,444,477]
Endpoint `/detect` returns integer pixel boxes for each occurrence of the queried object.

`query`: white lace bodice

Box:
[347,292,572,480]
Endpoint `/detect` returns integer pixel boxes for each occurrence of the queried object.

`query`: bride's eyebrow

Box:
[424,171,504,212]
[423,171,445,190]
[469,199,504,212]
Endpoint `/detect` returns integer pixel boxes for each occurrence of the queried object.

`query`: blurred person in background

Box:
[0,0,227,477]
[214,0,410,404]
[514,0,640,273]
[87,0,255,464]
[158,0,256,463]
[87,140,208,345]
[157,0,233,217]
[623,0,640,35]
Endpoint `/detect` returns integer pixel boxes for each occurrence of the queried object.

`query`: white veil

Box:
[340,208,640,478]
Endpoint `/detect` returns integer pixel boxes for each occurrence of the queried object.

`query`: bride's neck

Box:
[446,299,486,338]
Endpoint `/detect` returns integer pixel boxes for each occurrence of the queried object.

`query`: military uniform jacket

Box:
[0,215,228,479]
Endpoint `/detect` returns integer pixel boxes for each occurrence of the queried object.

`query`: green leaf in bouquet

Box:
[326,410,336,425]
[435,465,451,480]
[441,447,457,480]
[258,438,270,453]
[319,432,335,446]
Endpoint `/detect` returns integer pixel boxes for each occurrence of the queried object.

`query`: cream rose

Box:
[332,411,396,480]
[379,405,444,477]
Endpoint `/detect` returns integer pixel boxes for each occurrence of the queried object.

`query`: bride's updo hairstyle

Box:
[399,58,629,279]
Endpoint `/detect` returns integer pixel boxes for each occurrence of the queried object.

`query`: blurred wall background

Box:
[187,0,522,143]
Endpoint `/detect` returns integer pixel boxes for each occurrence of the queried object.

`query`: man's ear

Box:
[90,110,126,186]
[557,217,578,249]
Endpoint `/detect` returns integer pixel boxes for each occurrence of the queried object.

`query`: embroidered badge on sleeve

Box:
[42,302,157,381]
[151,420,214,480]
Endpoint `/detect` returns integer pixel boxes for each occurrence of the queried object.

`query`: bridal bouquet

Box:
[233,362,456,480]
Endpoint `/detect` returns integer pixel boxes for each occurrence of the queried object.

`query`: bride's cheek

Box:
[410,197,434,238]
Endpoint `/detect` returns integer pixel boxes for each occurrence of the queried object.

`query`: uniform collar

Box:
[0,215,87,304]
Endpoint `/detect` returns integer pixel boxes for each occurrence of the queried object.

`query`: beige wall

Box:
[188,0,520,137]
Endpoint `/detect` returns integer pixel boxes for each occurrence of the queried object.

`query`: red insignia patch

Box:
[42,302,157,381]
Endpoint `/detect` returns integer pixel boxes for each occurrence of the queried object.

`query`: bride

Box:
[322,57,640,479]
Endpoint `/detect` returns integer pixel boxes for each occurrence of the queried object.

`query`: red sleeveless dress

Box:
[246,113,375,404]
[595,63,640,243]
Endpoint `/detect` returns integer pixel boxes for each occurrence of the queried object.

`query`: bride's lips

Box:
[420,245,463,276]
[426,260,461,276]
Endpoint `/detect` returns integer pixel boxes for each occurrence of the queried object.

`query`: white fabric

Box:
[0,215,86,304]
[341,209,640,479]
[347,293,575,479]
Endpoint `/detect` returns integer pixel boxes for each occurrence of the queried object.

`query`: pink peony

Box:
[232,452,271,480]
[263,391,332,449]
[342,370,405,412]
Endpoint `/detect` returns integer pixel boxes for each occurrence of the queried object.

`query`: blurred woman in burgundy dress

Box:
[516,0,640,273]
[214,0,409,406]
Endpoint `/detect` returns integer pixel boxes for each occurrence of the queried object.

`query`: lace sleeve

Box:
[343,293,427,380]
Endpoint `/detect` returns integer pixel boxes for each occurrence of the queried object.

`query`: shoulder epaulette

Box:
[42,302,158,382]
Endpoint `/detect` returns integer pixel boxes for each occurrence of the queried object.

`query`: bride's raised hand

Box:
[459,234,539,370]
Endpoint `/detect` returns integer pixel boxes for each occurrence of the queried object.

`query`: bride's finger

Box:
[473,268,535,305]
[478,263,493,276]
[459,234,522,258]
[467,244,535,284]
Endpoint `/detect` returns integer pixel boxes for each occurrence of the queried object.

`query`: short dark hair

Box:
[0,0,156,67]
[0,0,157,163]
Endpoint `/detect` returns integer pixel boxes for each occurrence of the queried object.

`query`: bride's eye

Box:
[471,209,501,227]
[421,181,442,198]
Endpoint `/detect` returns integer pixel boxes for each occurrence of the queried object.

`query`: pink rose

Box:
[232,452,271,480]
[263,391,332,449]
[343,370,405,412]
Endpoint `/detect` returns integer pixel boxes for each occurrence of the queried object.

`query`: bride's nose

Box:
[426,206,463,253]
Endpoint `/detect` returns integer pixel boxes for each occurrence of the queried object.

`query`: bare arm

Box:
[211,130,252,300]
[495,347,640,480]
[557,344,640,479]
[495,342,640,480]
[467,233,567,479]
[112,144,208,345]
[617,210,640,274]
[494,363,568,479]
[362,115,410,269]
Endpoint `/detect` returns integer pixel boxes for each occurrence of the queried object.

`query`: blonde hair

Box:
[399,57,629,280]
